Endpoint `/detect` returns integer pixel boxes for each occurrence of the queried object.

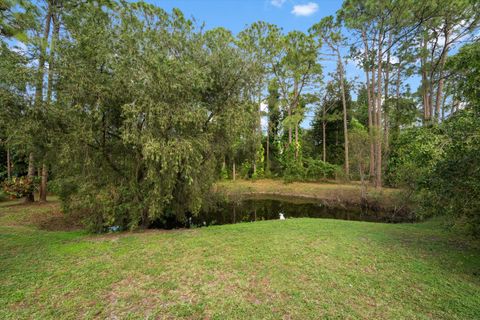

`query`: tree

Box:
[241,22,321,161]
[266,79,281,174]
[0,0,37,41]
[0,42,31,181]
[0,0,38,201]
[311,78,349,165]
[341,0,420,188]
[349,119,370,199]
[310,15,350,177]
[416,0,480,123]
[445,41,480,112]
[50,2,260,230]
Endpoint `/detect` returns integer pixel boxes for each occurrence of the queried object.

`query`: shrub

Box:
[386,126,445,189]
[63,183,144,233]
[303,158,339,181]
[422,110,480,236]
[240,161,253,179]
[280,145,305,182]
[2,177,38,199]
[280,144,339,183]
[220,165,229,180]
[0,190,7,202]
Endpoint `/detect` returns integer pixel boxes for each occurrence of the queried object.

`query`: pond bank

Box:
[214,179,410,218]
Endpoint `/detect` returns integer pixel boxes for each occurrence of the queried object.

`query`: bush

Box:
[63,183,143,233]
[280,144,340,182]
[239,161,253,179]
[386,126,445,189]
[280,145,305,182]
[422,110,480,236]
[2,177,38,199]
[0,190,7,202]
[303,158,339,181]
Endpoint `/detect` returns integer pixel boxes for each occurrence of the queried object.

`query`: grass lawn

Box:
[1,198,479,319]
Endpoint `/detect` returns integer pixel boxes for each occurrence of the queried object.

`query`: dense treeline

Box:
[1,0,479,234]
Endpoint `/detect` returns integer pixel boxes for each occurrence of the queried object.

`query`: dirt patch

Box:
[0,200,84,231]
[34,209,84,231]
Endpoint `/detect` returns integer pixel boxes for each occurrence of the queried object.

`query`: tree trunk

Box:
[359,163,366,201]
[322,120,326,163]
[288,106,292,146]
[294,124,299,159]
[40,163,48,202]
[34,7,52,107]
[383,33,392,154]
[371,65,377,182]
[396,61,401,99]
[362,30,375,180]
[256,90,262,174]
[434,26,450,123]
[421,33,430,123]
[266,129,270,173]
[29,4,52,203]
[46,11,60,104]
[292,79,299,158]
[375,31,384,189]
[441,93,447,121]
[6,148,11,180]
[337,55,349,178]
[232,162,236,181]
[25,153,35,203]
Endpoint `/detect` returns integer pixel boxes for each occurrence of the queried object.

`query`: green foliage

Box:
[2,176,37,198]
[349,118,370,181]
[303,158,340,181]
[423,110,480,236]
[281,145,339,182]
[239,161,253,179]
[220,164,229,181]
[310,77,352,165]
[446,42,480,112]
[0,0,38,40]
[50,2,260,231]
[1,0,480,239]
[386,127,444,189]
[280,145,305,182]
[252,145,265,179]
[387,110,480,236]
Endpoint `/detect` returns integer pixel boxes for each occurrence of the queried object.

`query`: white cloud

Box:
[291,2,318,16]
[260,102,268,112]
[271,0,286,7]
[389,55,400,64]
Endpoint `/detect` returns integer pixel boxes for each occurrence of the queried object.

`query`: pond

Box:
[179,195,410,228]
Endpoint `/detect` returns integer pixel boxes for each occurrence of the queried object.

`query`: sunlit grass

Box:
[216,179,399,207]
[0,198,479,319]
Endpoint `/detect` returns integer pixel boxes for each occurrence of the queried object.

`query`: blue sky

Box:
[145,0,351,128]
[144,0,341,35]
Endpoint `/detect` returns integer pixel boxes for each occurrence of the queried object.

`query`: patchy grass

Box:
[0,198,479,319]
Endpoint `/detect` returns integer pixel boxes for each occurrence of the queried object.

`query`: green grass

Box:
[1,199,479,319]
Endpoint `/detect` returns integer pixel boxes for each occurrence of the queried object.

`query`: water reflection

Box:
[191,195,407,227]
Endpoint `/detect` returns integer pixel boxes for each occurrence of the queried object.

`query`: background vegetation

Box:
[1,0,479,235]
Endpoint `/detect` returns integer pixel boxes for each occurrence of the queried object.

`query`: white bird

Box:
[279,213,285,220]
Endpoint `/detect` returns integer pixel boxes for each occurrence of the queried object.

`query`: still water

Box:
[185,195,408,228]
